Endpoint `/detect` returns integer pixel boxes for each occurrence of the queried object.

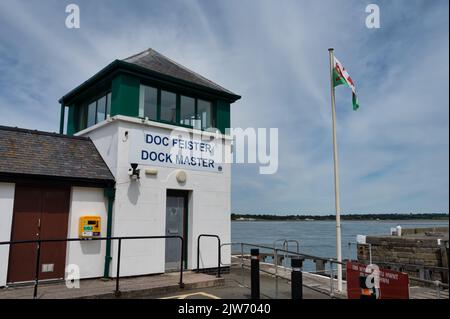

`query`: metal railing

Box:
[409,276,449,299]
[196,234,221,278]
[0,235,185,299]
[218,242,346,298]
[220,242,449,299]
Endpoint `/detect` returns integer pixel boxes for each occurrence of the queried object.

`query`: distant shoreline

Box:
[231,213,449,222]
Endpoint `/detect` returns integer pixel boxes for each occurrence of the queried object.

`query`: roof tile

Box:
[0,126,114,183]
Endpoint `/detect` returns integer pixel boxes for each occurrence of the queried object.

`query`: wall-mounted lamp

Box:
[145,168,158,176]
[128,163,140,180]
[122,130,129,142]
[176,170,187,183]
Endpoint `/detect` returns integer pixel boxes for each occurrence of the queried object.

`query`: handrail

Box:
[222,242,449,298]
[409,276,449,288]
[0,235,185,299]
[373,261,449,272]
[226,242,346,265]
[196,234,221,278]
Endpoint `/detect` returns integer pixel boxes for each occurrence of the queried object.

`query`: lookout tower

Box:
[58,48,240,278]
[60,48,240,135]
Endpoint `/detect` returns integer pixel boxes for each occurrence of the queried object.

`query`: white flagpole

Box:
[328,48,343,292]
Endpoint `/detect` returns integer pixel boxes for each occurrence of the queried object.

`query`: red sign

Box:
[346,262,409,299]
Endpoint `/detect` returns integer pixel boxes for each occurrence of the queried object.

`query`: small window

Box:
[160,90,177,123]
[106,92,112,117]
[139,85,157,120]
[87,102,96,127]
[79,105,87,130]
[180,95,195,126]
[97,96,106,122]
[84,92,111,129]
[197,99,213,130]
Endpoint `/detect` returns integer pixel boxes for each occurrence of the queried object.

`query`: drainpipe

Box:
[103,187,115,278]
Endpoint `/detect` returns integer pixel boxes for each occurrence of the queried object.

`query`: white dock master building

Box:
[0,48,240,286]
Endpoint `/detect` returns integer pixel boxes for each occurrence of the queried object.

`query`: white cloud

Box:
[0,0,448,214]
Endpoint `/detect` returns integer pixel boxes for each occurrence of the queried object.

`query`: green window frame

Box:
[81,91,112,130]
[139,84,215,131]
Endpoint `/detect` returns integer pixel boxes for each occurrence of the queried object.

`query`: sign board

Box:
[346,262,409,299]
[129,129,223,173]
[78,216,101,238]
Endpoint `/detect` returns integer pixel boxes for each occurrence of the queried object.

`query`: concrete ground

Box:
[0,266,331,299]
[0,271,222,299]
[150,266,331,299]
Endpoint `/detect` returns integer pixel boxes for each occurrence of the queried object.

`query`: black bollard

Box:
[291,257,304,299]
[250,249,260,299]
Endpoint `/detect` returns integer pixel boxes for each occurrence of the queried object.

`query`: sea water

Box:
[230,219,448,271]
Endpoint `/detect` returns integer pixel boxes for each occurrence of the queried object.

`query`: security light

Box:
[128,163,140,180]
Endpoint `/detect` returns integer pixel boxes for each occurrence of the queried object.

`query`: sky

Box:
[0,0,448,215]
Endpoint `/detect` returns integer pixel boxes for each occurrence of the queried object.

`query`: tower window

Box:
[139,85,157,120]
[87,102,96,127]
[180,95,196,126]
[83,92,112,129]
[197,99,213,130]
[138,84,214,130]
[160,90,177,123]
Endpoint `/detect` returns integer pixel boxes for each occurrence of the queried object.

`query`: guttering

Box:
[103,187,115,278]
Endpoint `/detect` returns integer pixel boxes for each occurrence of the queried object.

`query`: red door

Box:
[8,185,70,283]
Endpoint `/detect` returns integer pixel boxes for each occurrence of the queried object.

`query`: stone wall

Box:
[357,228,449,284]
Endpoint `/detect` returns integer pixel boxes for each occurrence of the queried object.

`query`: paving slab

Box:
[0,271,223,299]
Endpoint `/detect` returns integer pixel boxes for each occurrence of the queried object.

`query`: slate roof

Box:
[60,48,240,104]
[0,126,114,185]
[122,48,239,97]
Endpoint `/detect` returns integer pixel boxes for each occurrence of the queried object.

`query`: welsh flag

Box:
[333,57,359,110]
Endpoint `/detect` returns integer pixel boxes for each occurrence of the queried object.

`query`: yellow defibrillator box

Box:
[79,216,101,238]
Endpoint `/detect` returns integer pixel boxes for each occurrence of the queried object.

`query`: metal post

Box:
[115,238,122,296]
[250,249,260,299]
[196,235,201,273]
[291,258,304,299]
[241,243,244,286]
[328,47,343,292]
[274,248,279,299]
[33,241,41,299]
[217,237,221,278]
[435,281,441,299]
[179,237,185,288]
[329,260,334,297]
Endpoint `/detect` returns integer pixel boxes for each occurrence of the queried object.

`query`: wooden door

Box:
[7,186,42,283]
[39,187,70,281]
[7,185,70,283]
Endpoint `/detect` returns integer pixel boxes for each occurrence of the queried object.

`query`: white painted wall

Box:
[0,183,15,287]
[79,116,232,277]
[66,187,108,279]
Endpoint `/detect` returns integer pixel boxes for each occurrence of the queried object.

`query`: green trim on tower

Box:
[216,100,230,134]
[111,73,140,117]
[59,103,65,134]
[67,105,76,136]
